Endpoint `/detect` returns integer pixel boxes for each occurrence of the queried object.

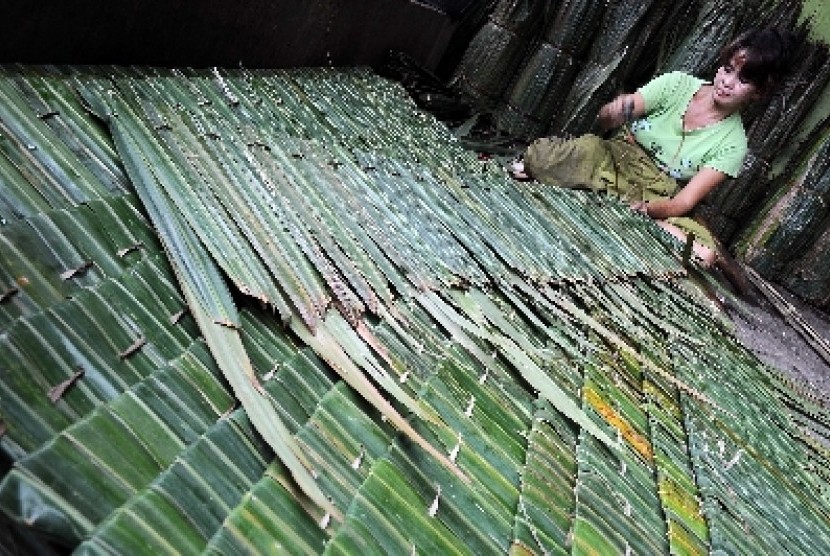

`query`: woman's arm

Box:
[596,92,646,132]
[632,167,727,218]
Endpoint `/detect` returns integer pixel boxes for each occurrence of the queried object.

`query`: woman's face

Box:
[713,50,760,111]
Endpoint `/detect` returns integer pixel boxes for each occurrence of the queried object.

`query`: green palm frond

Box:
[0,340,233,543]
[0,202,190,459]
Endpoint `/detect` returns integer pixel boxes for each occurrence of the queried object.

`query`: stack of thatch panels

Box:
[553,0,675,135]
[744,131,830,308]
[495,0,608,138]
[450,0,550,109]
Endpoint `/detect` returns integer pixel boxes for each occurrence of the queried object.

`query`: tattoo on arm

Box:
[622,96,635,123]
[598,95,636,131]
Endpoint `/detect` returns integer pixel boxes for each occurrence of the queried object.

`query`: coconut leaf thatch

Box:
[2,63,830,556]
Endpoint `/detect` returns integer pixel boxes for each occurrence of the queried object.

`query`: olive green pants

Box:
[524,134,715,249]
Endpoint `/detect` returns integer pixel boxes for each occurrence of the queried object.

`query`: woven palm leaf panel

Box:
[1,65,829,555]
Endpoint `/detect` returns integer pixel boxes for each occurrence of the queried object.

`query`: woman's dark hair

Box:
[720,28,795,93]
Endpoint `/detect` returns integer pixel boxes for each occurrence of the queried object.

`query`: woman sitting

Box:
[512,28,793,272]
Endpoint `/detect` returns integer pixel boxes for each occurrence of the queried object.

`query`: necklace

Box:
[670,86,729,170]
[684,86,729,131]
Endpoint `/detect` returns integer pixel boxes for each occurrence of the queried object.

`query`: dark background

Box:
[0,0,483,71]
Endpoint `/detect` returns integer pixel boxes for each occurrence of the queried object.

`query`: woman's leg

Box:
[656,220,717,266]
[657,219,749,292]
[522,135,608,188]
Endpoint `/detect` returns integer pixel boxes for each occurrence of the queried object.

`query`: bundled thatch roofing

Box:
[1,65,830,554]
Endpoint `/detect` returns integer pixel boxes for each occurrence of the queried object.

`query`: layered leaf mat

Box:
[1,65,829,554]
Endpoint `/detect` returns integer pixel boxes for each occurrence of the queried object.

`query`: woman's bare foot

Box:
[510,160,531,180]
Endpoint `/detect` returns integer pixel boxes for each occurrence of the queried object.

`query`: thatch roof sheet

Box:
[1,65,829,554]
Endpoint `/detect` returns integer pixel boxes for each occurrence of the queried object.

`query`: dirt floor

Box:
[718,272,830,407]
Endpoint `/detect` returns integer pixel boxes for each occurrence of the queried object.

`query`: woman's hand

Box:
[644,168,727,219]
[597,92,646,132]
[630,200,649,215]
